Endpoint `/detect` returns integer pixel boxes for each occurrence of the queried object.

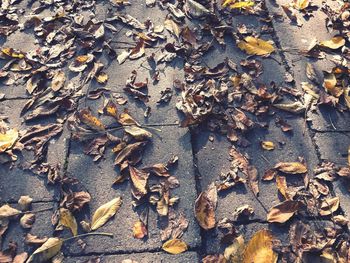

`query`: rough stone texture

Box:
[64,251,199,263]
[1,202,55,253]
[313,132,350,165]
[265,0,350,131]
[65,126,200,255]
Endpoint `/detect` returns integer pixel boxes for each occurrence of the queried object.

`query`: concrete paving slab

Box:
[64,251,199,263]
[65,126,200,255]
[313,132,350,165]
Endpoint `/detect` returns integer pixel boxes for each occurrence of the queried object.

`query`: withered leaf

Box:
[195,183,217,230]
[58,208,78,236]
[319,197,339,216]
[65,191,91,212]
[237,37,275,56]
[162,239,188,254]
[18,196,33,211]
[0,204,20,219]
[51,70,66,92]
[267,200,302,223]
[224,235,245,262]
[320,36,345,50]
[27,237,63,263]
[202,254,227,263]
[124,125,152,141]
[114,142,146,165]
[78,108,105,131]
[91,197,122,230]
[129,166,149,200]
[133,220,147,239]
[274,162,307,174]
[20,213,35,229]
[25,233,48,245]
[0,128,18,153]
[261,141,275,151]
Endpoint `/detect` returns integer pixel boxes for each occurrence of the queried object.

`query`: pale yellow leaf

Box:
[224,235,245,262]
[162,239,188,254]
[323,72,343,97]
[267,200,301,223]
[27,237,63,263]
[230,1,254,9]
[237,37,275,56]
[293,0,309,10]
[124,125,152,140]
[0,204,20,219]
[261,141,275,151]
[319,197,339,216]
[59,208,78,236]
[0,128,18,153]
[274,162,307,174]
[91,197,122,230]
[320,36,345,50]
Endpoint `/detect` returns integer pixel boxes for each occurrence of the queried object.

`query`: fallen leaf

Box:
[20,213,35,229]
[0,128,18,153]
[64,191,91,212]
[58,208,78,236]
[274,162,307,174]
[124,125,152,141]
[133,220,147,239]
[243,229,278,263]
[202,254,227,263]
[91,197,122,230]
[195,183,217,230]
[96,72,108,84]
[319,197,339,216]
[27,237,63,263]
[273,101,305,113]
[323,72,343,97]
[114,142,146,165]
[51,70,66,91]
[18,196,32,211]
[237,37,275,56]
[229,1,254,9]
[293,0,309,10]
[162,239,188,254]
[224,235,245,262]
[276,175,290,200]
[261,141,275,151]
[25,233,48,245]
[78,108,105,131]
[0,204,20,219]
[267,200,302,223]
[129,166,149,200]
[320,36,345,50]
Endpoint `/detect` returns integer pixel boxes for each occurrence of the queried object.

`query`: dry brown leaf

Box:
[162,239,188,254]
[114,142,145,165]
[18,196,32,211]
[133,220,147,239]
[262,169,277,181]
[129,166,149,200]
[320,36,345,50]
[242,229,278,263]
[273,101,305,113]
[58,208,78,236]
[91,197,122,230]
[261,141,275,151]
[267,200,302,223]
[51,70,66,91]
[78,108,105,131]
[25,233,48,245]
[0,204,20,219]
[27,237,63,263]
[96,72,108,84]
[118,110,140,126]
[319,197,339,216]
[20,213,35,229]
[195,183,217,230]
[124,125,152,141]
[237,37,275,56]
[276,175,290,200]
[224,235,245,262]
[274,162,307,174]
[323,72,343,97]
[0,129,18,153]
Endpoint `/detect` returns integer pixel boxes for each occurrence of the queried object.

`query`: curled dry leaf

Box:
[0,204,20,219]
[162,239,188,254]
[20,213,35,229]
[133,220,147,239]
[114,142,146,165]
[261,141,275,151]
[274,162,307,174]
[58,208,78,236]
[27,237,63,263]
[65,191,91,212]
[323,72,343,97]
[229,1,254,9]
[224,235,245,262]
[237,37,275,56]
[18,196,32,211]
[319,197,340,216]
[129,166,149,200]
[320,36,345,50]
[25,233,48,245]
[267,200,302,223]
[0,128,18,153]
[276,175,290,200]
[243,229,278,263]
[91,197,122,230]
[124,125,152,141]
[195,183,217,230]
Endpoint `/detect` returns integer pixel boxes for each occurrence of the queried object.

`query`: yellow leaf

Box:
[78,108,105,131]
[267,200,302,223]
[261,141,275,151]
[0,128,18,153]
[274,162,307,174]
[319,197,339,216]
[91,197,122,230]
[1,48,24,59]
[237,37,275,56]
[96,72,108,84]
[323,72,343,97]
[118,110,140,126]
[293,0,309,10]
[320,36,345,50]
[124,125,152,140]
[0,204,20,219]
[27,237,63,263]
[276,175,290,200]
[133,220,147,239]
[162,239,188,254]
[243,229,278,263]
[59,208,78,236]
[222,0,235,7]
[230,1,254,9]
[164,18,180,38]
[224,235,245,262]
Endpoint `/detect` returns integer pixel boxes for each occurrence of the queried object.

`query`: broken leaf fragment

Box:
[58,208,78,236]
[195,183,217,230]
[224,235,245,262]
[267,200,302,223]
[320,36,345,50]
[0,128,18,153]
[319,197,339,216]
[323,72,343,97]
[162,239,188,254]
[91,197,122,230]
[243,229,278,263]
[274,162,307,174]
[27,237,63,263]
[261,141,275,151]
[237,37,275,56]
[133,220,147,239]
